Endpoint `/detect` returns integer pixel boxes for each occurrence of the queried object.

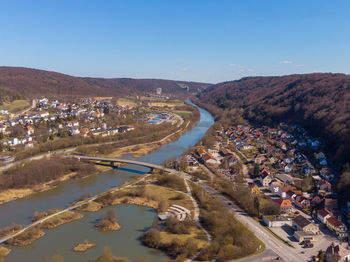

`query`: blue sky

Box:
[1,0,349,83]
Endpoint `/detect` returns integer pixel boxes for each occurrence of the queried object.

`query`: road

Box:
[0,116,189,173]
[198,182,307,262]
[0,173,150,245]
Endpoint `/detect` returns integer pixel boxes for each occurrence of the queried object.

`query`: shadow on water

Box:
[114,167,148,175]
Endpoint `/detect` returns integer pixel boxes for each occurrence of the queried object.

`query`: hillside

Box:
[0,67,211,98]
[198,73,350,168]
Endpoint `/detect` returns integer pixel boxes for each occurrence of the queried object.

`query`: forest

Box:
[0,157,97,190]
[197,73,350,169]
[0,66,211,99]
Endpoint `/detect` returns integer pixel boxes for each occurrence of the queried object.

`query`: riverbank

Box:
[0,102,214,262]
[6,227,45,247]
[0,246,11,261]
[0,107,199,206]
[39,210,83,229]
[0,172,76,204]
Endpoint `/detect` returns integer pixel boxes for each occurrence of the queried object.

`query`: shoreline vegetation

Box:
[0,245,11,261]
[32,209,83,229]
[95,209,120,232]
[73,241,96,252]
[0,210,83,248]
[5,227,45,247]
[0,101,200,205]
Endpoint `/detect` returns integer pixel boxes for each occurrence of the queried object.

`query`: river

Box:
[3,102,214,262]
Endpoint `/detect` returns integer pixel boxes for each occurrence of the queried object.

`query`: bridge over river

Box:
[73,155,179,175]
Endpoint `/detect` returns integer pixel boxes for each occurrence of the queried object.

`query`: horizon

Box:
[2,65,349,85]
[1,0,350,83]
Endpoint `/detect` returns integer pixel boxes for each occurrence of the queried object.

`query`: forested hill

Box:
[197,73,350,168]
[0,66,211,98]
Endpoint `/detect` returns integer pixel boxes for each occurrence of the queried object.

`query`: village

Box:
[0,97,180,160]
[179,122,350,261]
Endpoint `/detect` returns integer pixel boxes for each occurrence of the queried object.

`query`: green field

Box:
[0,100,30,113]
[173,110,192,118]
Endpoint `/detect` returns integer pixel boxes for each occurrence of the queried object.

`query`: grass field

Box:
[173,110,192,118]
[144,185,195,214]
[117,97,137,107]
[0,100,30,113]
[149,101,184,107]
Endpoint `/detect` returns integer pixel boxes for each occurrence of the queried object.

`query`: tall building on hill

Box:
[156,88,162,95]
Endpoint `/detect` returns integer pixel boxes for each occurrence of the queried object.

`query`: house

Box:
[311,195,323,206]
[260,173,273,187]
[293,215,320,234]
[220,148,234,157]
[284,164,293,173]
[80,127,90,137]
[263,215,292,227]
[39,111,49,118]
[320,159,328,166]
[65,121,73,127]
[25,125,34,136]
[201,153,218,165]
[68,128,80,136]
[275,173,295,184]
[195,148,207,157]
[4,137,20,146]
[326,216,348,239]
[56,123,63,129]
[259,168,270,177]
[314,152,326,160]
[326,244,350,262]
[72,120,79,127]
[279,185,301,199]
[324,198,338,210]
[317,209,331,224]
[0,125,7,133]
[294,196,311,209]
[223,155,237,167]
[254,155,266,164]
[273,198,293,213]
[318,180,331,192]
[293,231,319,243]
[269,181,283,194]
[285,190,296,201]
[248,183,261,195]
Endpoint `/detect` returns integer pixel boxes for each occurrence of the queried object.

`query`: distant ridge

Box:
[0,66,211,98]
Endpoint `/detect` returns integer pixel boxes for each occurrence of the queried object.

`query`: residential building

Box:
[263,215,292,227]
[326,216,348,239]
[317,209,331,224]
[273,198,293,213]
[260,173,273,187]
[293,215,320,234]
[326,244,350,262]
[248,183,261,195]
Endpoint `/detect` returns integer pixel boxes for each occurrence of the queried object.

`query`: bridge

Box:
[73,155,177,174]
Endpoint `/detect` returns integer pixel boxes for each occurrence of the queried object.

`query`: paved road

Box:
[198,182,307,262]
[0,116,188,173]
[234,249,277,262]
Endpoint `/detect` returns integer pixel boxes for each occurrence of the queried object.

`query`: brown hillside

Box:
[0,67,210,98]
[198,73,350,167]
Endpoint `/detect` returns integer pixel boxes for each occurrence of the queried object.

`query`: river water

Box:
[3,102,214,262]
